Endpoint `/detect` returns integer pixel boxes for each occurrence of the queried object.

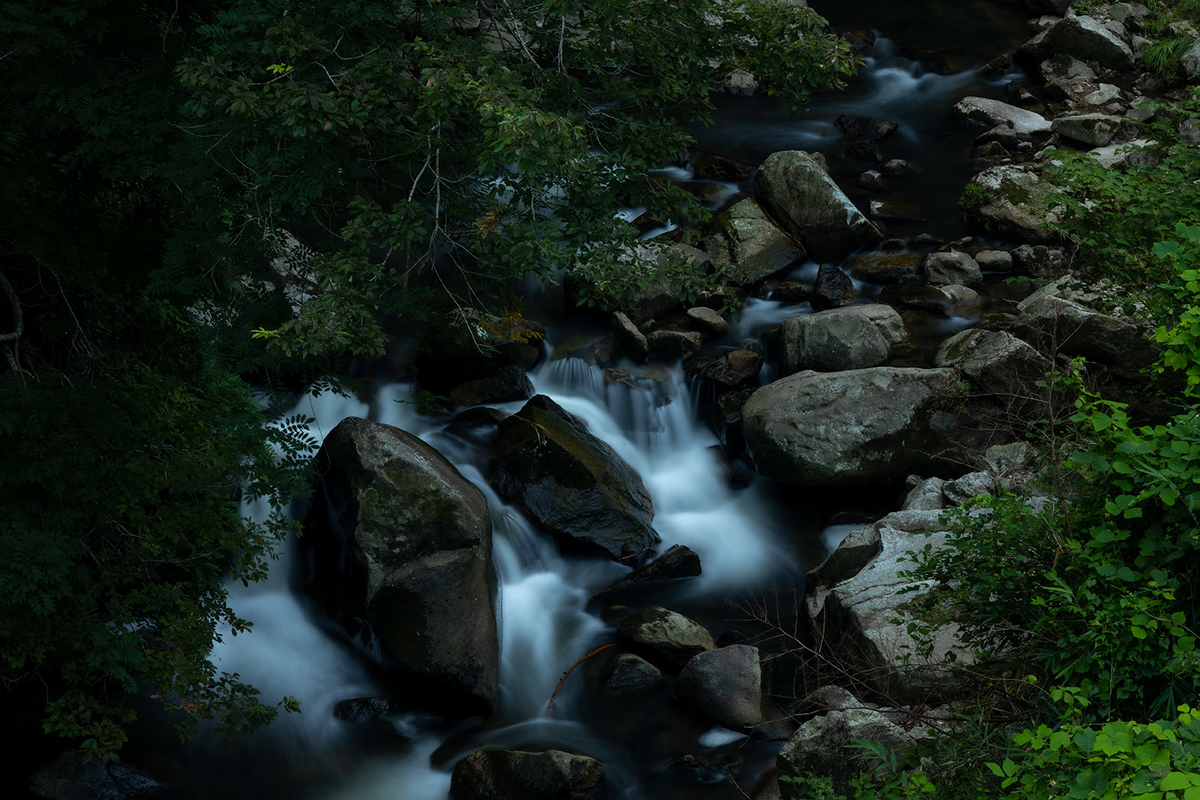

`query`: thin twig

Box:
[545,643,617,713]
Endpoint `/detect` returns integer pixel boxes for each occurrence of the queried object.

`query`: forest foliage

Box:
[0,0,857,760]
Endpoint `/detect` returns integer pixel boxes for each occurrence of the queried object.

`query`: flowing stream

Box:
[153,3,1038,797]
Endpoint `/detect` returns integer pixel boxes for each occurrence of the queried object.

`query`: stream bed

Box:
[129,3,1040,798]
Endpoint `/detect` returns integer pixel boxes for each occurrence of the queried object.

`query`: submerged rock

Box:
[742,367,958,486]
[754,151,882,262]
[298,417,498,714]
[492,395,657,562]
[450,750,606,800]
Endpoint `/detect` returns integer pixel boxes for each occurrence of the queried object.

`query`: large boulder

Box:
[754,151,882,262]
[963,166,1066,244]
[491,395,658,562]
[742,367,958,486]
[450,750,606,800]
[777,706,915,796]
[778,305,907,375]
[618,606,715,670]
[805,510,975,698]
[952,97,1051,137]
[298,418,499,714]
[1016,15,1136,71]
[934,328,1053,389]
[717,198,804,284]
[1051,114,1136,147]
[1015,278,1157,378]
[677,645,766,729]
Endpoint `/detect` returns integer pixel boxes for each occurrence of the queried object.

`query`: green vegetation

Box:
[0,0,856,761]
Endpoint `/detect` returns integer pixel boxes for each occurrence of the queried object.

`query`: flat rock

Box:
[1051,113,1135,147]
[778,304,906,375]
[742,367,958,486]
[952,96,1050,137]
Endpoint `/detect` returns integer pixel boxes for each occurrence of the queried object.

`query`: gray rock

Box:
[811,264,858,310]
[858,169,885,188]
[1010,244,1066,277]
[1182,41,1200,80]
[300,418,498,714]
[687,306,731,337]
[677,645,766,729]
[902,477,948,511]
[797,685,863,715]
[449,364,535,408]
[717,198,804,285]
[923,251,982,286]
[742,367,959,486]
[1039,54,1098,102]
[606,653,663,692]
[647,329,703,360]
[943,471,996,505]
[806,510,975,698]
[611,311,648,362]
[492,395,658,562]
[450,750,606,800]
[778,304,907,375]
[777,706,915,796]
[1108,3,1151,32]
[881,159,909,174]
[934,328,1053,388]
[686,349,764,388]
[754,151,882,262]
[983,441,1037,473]
[1080,83,1122,107]
[593,544,702,599]
[807,524,883,587]
[1051,113,1135,147]
[1016,278,1157,377]
[952,96,1051,137]
[975,123,1020,150]
[879,284,980,316]
[1087,138,1158,170]
[974,250,1013,272]
[619,606,716,670]
[1016,15,1136,71]
[964,166,1066,244]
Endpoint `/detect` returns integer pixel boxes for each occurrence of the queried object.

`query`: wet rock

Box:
[923,251,982,286]
[811,264,858,311]
[593,544,703,599]
[952,96,1051,137]
[879,284,980,316]
[770,281,809,303]
[449,364,534,408]
[857,169,885,188]
[492,395,657,562]
[334,695,408,726]
[742,367,959,486]
[677,645,766,729]
[27,750,162,800]
[777,706,915,797]
[943,471,997,505]
[975,249,1013,273]
[449,750,606,800]
[835,115,898,141]
[754,151,882,262]
[703,383,757,457]
[935,328,1053,390]
[982,53,1011,77]
[778,305,906,375]
[1010,244,1066,277]
[1016,15,1136,72]
[611,311,648,362]
[618,606,716,670]
[606,653,663,693]
[647,329,703,360]
[881,158,908,174]
[806,510,975,698]
[299,418,498,714]
[964,166,1066,244]
[1051,113,1135,147]
[715,198,804,285]
[902,477,948,511]
[692,151,755,182]
[1015,278,1157,377]
[687,306,731,337]
[911,233,945,247]
[975,123,1020,150]
[845,251,924,284]
[687,349,764,388]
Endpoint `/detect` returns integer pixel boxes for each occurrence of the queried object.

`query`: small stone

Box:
[606,653,663,692]
[881,159,909,174]
[687,306,731,337]
[974,250,1013,272]
[857,169,885,188]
